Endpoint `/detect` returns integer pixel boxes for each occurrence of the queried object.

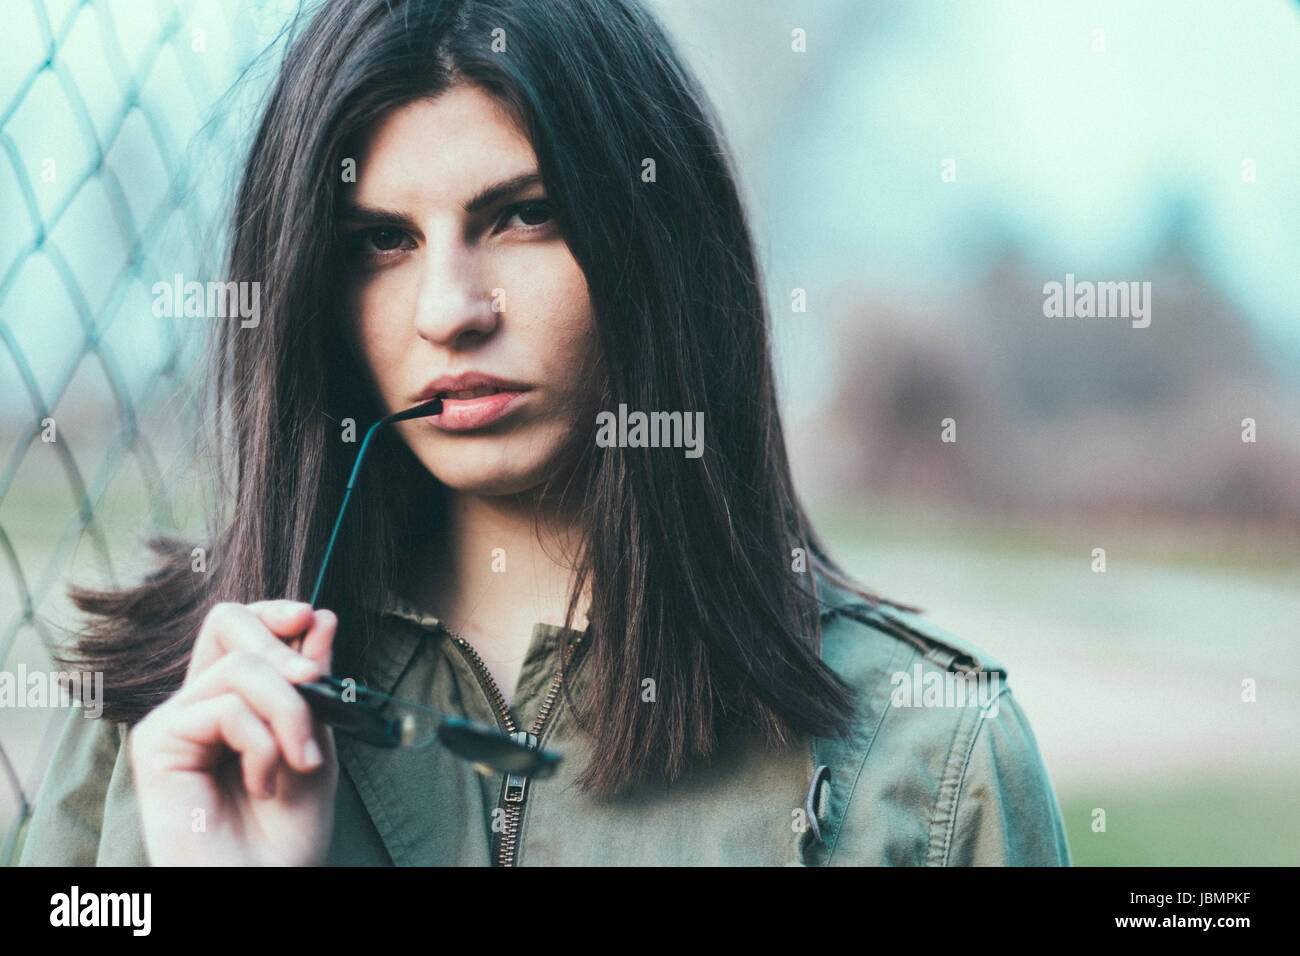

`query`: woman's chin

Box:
[415,426,586,500]
[424,460,560,499]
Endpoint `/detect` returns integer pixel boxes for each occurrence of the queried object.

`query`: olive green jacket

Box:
[19,574,1071,866]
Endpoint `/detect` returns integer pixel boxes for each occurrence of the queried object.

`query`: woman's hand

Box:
[129,600,339,866]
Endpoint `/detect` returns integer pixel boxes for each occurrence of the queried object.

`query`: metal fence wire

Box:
[0,0,295,864]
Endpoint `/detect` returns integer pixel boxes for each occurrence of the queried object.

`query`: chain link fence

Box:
[0,0,297,864]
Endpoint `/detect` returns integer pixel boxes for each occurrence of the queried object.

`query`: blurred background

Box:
[1,0,1297,865]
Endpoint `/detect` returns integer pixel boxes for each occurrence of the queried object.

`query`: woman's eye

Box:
[500,200,554,231]
[368,227,408,250]
[345,226,415,261]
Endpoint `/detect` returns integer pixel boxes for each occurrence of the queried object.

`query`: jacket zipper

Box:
[446,630,582,867]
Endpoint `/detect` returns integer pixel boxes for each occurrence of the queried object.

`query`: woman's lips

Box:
[424,389,529,431]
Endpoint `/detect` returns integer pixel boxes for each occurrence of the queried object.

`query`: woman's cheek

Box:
[355,290,413,390]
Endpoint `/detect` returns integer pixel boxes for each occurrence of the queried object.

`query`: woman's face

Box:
[343,84,601,497]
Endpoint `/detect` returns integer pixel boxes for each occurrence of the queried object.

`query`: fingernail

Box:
[303,738,323,768]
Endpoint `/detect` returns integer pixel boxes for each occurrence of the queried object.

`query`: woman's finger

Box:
[296,609,337,673]
[174,653,325,772]
[189,602,320,682]
[135,693,280,799]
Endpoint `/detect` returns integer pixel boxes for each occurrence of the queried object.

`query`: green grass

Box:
[809,497,1300,579]
[1060,779,1299,866]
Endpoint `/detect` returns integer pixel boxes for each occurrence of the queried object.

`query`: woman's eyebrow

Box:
[462,171,544,214]
[338,172,543,224]
[338,202,419,229]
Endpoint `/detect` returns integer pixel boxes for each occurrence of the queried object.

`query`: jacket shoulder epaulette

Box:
[868,603,1007,677]
[816,574,1007,677]
[807,578,1022,864]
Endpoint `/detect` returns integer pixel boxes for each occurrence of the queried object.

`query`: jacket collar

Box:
[332,586,493,865]
[335,569,876,864]
[375,584,445,632]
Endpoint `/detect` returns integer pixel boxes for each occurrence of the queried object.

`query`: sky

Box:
[655,0,1300,404]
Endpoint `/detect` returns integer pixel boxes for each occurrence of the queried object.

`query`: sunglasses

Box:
[293,397,561,778]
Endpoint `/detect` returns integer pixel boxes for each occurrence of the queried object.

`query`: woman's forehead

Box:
[351,86,538,209]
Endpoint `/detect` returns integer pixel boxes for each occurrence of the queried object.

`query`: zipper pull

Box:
[503,731,538,803]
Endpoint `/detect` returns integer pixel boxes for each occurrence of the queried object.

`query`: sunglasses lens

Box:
[437,719,561,774]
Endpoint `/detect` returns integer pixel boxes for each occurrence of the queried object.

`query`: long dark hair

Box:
[63,0,904,794]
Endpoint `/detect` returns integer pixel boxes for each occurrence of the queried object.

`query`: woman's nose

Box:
[412,232,499,346]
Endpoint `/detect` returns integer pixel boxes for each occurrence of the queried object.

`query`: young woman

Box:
[19,0,1070,866]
